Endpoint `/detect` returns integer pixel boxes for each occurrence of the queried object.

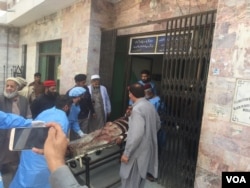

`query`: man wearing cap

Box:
[0,77,31,117]
[68,87,87,138]
[66,74,95,139]
[30,80,58,119]
[144,83,161,111]
[28,72,44,104]
[0,77,31,187]
[120,83,161,188]
[88,74,111,133]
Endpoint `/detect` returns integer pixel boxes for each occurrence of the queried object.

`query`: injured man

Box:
[67,117,128,158]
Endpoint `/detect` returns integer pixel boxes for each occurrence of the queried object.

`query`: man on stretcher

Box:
[67,107,132,158]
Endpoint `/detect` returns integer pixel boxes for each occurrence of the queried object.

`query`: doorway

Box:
[109,52,163,120]
[100,10,216,188]
[129,55,163,94]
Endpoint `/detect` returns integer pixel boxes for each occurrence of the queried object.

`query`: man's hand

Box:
[32,122,69,172]
[121,154,129,164]
[44,122,69,172]
[115,137,123,145]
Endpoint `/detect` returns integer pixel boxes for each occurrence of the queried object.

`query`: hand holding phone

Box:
[9,127,49,151]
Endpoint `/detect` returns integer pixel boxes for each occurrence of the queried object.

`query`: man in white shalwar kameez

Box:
[88,75,111,133]
[120,83,161,188]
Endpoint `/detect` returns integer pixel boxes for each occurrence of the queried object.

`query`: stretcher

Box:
[65,117,128,187]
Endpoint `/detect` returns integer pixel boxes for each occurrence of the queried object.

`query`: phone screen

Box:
[10,127,49,150]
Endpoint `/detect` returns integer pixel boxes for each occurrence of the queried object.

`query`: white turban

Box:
[16,77,28,87]
[6,77,27,88]
[6,77,22,87]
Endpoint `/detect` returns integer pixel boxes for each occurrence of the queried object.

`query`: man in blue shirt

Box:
[138,70,157,95]
[68,87,87,138]
[66,74,95,137]
[0,111,32,129]
[10,95,72,188]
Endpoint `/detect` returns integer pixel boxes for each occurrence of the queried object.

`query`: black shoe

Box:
[146,173,155,182]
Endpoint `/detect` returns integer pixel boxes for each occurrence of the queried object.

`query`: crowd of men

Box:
[0,69,163,188]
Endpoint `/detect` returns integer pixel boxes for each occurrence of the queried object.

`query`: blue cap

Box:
[69,87,86,97]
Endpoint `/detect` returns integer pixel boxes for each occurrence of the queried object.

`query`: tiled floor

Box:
[68,145,164,188]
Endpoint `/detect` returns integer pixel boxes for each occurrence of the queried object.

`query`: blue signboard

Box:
[129,32,192,54]
[129,36,157,54]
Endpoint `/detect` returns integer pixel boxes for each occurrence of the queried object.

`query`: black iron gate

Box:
[158,10,216,188]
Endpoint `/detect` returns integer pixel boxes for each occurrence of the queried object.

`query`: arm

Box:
[156,113,161,131]
[41,123,88,188]
[30,98,40,119]
[50,165,88,188]
[70,120,84,137]
[151,81,157,95]
[85,90,95,115]
[68,106,84,137]
[79,87,95,118]
[0,111,32,129]
[103,86,111,114]
[122,110,144,160]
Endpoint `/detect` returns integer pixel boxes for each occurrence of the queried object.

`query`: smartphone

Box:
[9,127,49,151]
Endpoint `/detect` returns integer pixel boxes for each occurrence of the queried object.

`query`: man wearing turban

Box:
[0,77,31,187]
[30,80,58,119]
[15,77,30,99]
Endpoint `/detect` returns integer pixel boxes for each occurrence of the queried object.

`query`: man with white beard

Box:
[0,77,31,188]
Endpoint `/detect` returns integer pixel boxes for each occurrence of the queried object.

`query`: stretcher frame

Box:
[66,143,124,187]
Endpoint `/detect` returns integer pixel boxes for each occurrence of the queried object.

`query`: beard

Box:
[47,90,58,99]
[145,94,150,99]
[142,79,150,83]
[4,90,18,99]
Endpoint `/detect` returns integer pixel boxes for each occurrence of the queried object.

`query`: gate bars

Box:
[158,10,216,188]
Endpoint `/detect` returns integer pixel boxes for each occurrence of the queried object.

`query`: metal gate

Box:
[158,10,216,188]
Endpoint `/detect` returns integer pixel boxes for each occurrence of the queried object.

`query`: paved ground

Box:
[68,145,164,188]
[1,145,164,188]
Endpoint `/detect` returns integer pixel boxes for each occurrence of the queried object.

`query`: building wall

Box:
[60,1,91,92]
[1,0,250,187]
[19,1,91,92]
[19,12,62,83]
[0,26,19,92]
[19,0,113,93]
[114,0,218,33]
[87,0,113,79]
[195,0,250,187]
[0,0,6,10]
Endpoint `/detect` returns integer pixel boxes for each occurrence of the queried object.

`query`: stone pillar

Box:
[195,1,250,188]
